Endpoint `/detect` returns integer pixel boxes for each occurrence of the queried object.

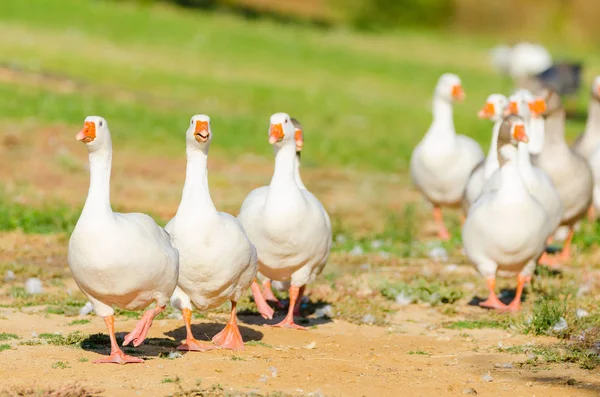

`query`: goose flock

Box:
[66,72,600,364]
[68,113,331,364]
[412,73,600,312]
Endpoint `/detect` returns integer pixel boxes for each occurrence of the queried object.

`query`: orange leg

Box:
[587,206,596,222]
[251,279,274,320]
[503,274,527,312]
[177,308,216,352]
[212,301,244,350]
[433,206,450,241]
[292,285,306,317]
[539,227,574,267]
[262,279,284,309]
[93,316,143,364]
[123,304,165,347]
[479,278,507,310]
[272,285,307,330]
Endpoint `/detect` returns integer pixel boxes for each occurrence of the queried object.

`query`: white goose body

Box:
[239,113,331,329]
[239,144,331,285]
[573,77,600,161]
[68,118,178,317]
[463,116,549,311]
[166,115,258,350]
[68,116,178,363]
[465,144,548,277]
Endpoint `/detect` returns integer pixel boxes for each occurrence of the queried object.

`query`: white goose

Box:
[239,112,332,330]
[573,76,600,161]
[462,94,509,214]
[260,117,303,307]
[463,115,549,311]
[68,116,179,364]
[501,93,563,236]
[533,88,593,265]
[166,115,266,351]
[411,73,484,240]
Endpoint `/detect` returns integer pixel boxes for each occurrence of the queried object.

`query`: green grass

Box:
[39,331,87,347]
[408,350,430,356]
[68,319,90,326]
[444,319,509,330]
[0,333,18,341]
[0,0,598,173]
[0,344,10,352]
[51,361,70,369]
[0,193,79,234]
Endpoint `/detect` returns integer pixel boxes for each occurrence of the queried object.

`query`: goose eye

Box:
[285,119,288,124]
[99,120,103,127]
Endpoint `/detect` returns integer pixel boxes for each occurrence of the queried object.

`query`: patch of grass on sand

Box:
[0,333,18,341]
[444,318,509,330]
[523,297,568,336]
[40,331,87,347]
[68,319,90,326]
[408,350,430,356]
[51,361,70,369]
[0,344,10,352]
[379,278,464,306]
[503,340,600,370]
[245,340,273,348]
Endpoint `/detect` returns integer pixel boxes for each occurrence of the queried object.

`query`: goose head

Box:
[434,73,464,103]
[505,89,534,117]
[591,76,600,101]
[497,115,529,164]
[291,117,304,153]
[537,87,563,117]
[186,114,212,150]
[76,116,111,152]
[478,94,508,121]
[268,112,296,147]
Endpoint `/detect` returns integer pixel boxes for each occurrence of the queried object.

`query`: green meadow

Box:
[1,0,597,174]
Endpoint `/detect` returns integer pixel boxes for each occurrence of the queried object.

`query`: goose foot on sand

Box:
[176,308,217,352]
[94,316,144,365]
[212,301,245,350]
[271,285,307,330]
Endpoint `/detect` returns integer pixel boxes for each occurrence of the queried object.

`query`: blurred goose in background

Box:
[463,116,548,312]
[167,115,264,351]
[260,117,303,308]
[68,116,179,364]
[239,113,332,330]
[411,73,484,240]
[491,42,582,97]
[462,94,508,214]
[572,77,600,220]
[533,88,593,265]
[573,76,600,161]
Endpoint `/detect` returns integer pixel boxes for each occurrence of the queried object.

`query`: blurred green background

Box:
[1,0,599,173]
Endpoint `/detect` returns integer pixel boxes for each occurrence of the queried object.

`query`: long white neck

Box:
[496,146,529,203]
[517,141,536,186]
[81,146,113,219]
[429,98,456,138]
[527,117,545,155]
[583,99,600,138]
[483,119,502,179]
[294,152,306,190]
[176,147,216,218]
[266,142,303,209]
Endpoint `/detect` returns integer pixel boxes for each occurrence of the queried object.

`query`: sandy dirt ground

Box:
[0,125,599,396]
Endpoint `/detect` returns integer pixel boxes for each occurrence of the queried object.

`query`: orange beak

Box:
[194,120,210,142]
[76,121,96,143]
[451,84,465,101]
[294,128,304,152]
[528,99,547,116]
[596,85,600,97]
[505,101,518,116]
[478,102,495,119]
[512,124,528,143]
[269,123,284,144]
